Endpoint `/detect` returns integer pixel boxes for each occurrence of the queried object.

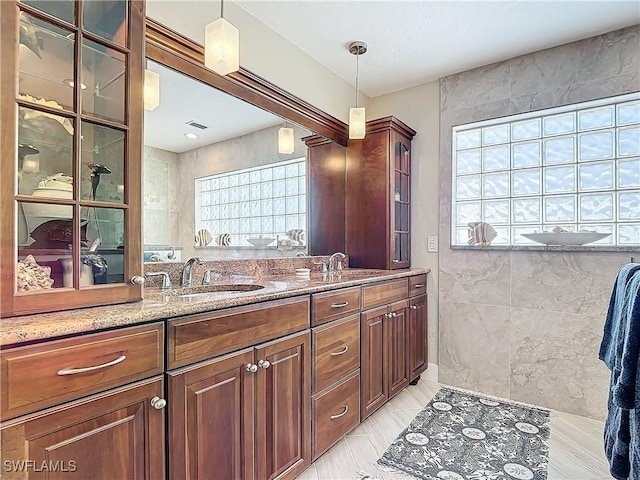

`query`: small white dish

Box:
[295,268,310,276]
[247,237,275,247]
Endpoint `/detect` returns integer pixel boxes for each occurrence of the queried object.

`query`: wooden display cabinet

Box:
[0,0,145,316]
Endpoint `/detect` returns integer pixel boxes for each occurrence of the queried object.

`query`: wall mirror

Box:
[143,60,312,262]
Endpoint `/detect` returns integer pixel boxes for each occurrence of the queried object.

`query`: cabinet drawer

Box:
[312,370,360,460]
[312,314,360,393]
[312,286,361,326]
[409,274,427,297]
[362,278,408,310]
[168,296,310,369]
[1,322,164,421]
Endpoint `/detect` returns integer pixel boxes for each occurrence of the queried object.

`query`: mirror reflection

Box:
[143,60,312,262]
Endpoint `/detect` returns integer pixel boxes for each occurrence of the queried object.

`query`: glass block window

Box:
[195,158,306,246]
[452,92,640,246]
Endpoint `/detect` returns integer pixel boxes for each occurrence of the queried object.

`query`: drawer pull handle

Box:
[330,301,349,308]
[330,405,349,420]
[57,355,127,375]
[330,345,349,356]
[414,284,425,288]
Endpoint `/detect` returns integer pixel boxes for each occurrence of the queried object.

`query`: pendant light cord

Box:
[220,0,224,18]
[355,53,359,108]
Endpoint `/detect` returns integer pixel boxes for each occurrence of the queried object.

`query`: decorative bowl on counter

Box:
[246,237,275,247]
[520,232,611,245]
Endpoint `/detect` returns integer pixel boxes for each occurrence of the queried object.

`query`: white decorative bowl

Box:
[246,237,275,247]
[521,232,610,245]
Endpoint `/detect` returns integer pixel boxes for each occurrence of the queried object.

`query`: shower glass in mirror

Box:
[80,121,125,203]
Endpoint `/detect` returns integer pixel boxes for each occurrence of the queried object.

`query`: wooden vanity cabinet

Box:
[0,0,145,317]
[346,117,416,270]
[360,279,410,420]
[167,298,311,480]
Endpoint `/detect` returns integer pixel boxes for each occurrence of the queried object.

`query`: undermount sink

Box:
[172,284,265,297]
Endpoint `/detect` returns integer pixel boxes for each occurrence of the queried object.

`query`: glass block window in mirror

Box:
[195,158,306,247]
[452,92,640,247]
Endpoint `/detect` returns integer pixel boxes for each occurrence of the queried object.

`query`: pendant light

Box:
[144,68,160,111]
[348,41,367,140]
[278,122,295,154]
[205,0,239,76]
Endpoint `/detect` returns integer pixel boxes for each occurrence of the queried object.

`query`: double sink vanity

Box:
[0,261,429,480]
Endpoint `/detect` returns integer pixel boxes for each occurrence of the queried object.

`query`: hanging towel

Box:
[599,263,640,480]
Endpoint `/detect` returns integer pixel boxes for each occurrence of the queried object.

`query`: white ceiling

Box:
[144,61,284,153]
[149,0,640,98]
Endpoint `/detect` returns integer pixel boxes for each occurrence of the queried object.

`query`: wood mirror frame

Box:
[145,19,348,147]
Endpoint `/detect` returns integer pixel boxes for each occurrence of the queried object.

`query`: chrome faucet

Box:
[181,257,204,287]
[328,252,346,272]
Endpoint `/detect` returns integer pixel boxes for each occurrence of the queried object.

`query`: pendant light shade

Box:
[205,0,239,76]
[348,41,367,140]
[278,126,295,154]
[22,155,40,173]
[144,69,160,111]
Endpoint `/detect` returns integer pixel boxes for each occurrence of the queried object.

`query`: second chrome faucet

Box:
[181,257,204,287]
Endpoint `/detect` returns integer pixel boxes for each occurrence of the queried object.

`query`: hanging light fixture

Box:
[205,0,239,76]
[278,122,295,154]
[144,69,160,111]
[348,41,367,140]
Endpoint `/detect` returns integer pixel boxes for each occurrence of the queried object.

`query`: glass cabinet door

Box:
[2,0,144,316]
[391,138,411,268]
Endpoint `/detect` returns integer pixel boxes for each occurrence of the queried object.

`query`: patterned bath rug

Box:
[377,387,550,480]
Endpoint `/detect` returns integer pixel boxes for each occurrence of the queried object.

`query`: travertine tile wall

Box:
[143,146,180,247]
[438,25,639,420]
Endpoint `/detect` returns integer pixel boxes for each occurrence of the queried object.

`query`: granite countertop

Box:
[0,268,429,347]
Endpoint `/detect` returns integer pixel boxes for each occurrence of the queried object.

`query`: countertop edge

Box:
[0,268,430,347]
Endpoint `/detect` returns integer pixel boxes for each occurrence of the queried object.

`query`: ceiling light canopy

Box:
[205,0,239,76]
[348,41,367,140]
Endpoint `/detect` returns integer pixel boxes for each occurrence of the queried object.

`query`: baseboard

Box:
[423,363,439,382]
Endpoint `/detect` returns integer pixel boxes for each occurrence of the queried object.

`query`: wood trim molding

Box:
[145,18,349,146]
[366,116,417,140]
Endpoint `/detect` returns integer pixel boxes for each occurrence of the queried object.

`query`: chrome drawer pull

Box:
[414,284,425,288]
[330,346,349,356]
[330,405,349,420]
[57,355,127,375]
[330,301,349,308]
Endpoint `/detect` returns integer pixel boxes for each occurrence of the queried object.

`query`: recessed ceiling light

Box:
[63,79,87,90]
[184,132,198,139]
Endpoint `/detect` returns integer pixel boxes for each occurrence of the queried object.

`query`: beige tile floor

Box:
[296,380,612,480]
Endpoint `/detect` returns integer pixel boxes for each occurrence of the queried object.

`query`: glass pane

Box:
[512,169,541,196]
[456,129,481,150]
[81,207,124,285]
[578,224,614,244]
[17,197,75,290]
[456,175,481,200]
[19,15,75,111]
[513,225,542,244]
[618,127,640,157]
[544,166,576,194]
[579,193,613,221]
[482,173,510,198]
[578,106,614,131]
[617,101,640,125]
[18,106,74,196]
[83,0,127,46]
[618,191,640,220]
[20,1,75,24]
[482,145,510,171]
[400,204,409,231]
[544,136,575,165]
[543,113,575,136]
[579,162,614,191]
[512,198,541,223]
[455,201,481,226]
[400,174,409,202]
[579,131,614,161]
[618,159,640,188]
[81,39,126,123]
[512,141,541,168]
[512,119,540,141]
[482,125,509,145]
[619,224,640,245]
[483,199,509,224]
[80,122,125,203]
[456,149,481,174]
[544,195,576,223]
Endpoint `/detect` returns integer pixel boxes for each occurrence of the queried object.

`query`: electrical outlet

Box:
[427,236,438,252]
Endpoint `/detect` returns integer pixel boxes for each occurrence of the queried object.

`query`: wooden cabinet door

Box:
[255,331,311,480]
[387,304,409,399]
[167,348,255,480]
[360,307,388,420]
[408,294,428,381]
[0,376,164,480]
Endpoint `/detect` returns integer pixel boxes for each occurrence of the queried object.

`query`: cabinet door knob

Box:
[246,363,258,373]
[330,405,349,420]
[150,396,167,410]
[392,259,400,263]
[130,275,145,285]
[410,305,418,310]
[258,359,271,369]
[391,312,398,317]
